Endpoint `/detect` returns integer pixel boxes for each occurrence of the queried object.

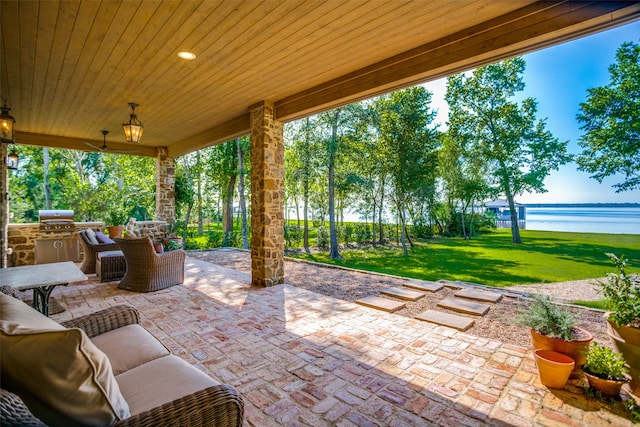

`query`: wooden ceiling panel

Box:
[1,0,637,157]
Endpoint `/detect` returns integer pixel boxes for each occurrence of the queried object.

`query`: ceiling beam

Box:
[168,114,250,158]
[16,131,159,157]
[274,1,640,122]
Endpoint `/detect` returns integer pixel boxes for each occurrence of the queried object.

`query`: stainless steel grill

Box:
[38,210,76,233]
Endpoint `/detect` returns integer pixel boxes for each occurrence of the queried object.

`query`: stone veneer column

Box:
[250,101,284,287]
[155,147,176,223]
[1,142,8,268]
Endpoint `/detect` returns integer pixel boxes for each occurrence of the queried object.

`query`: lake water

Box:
[524,206,640,234]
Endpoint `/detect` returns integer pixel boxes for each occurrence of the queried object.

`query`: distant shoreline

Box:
[524,203,640,208]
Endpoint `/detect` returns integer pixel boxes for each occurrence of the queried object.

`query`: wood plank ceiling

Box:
[1,1,639,158]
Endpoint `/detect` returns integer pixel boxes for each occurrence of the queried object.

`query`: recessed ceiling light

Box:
[177,51,196,60]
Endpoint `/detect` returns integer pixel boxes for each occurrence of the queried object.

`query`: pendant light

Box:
[122,102,143,143]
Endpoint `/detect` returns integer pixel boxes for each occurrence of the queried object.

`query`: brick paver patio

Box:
[46,257,634,426]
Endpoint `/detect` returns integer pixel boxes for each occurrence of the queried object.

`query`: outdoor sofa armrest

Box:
[0,389,47,427]
[60,305,140,338]
[113,384,245,427]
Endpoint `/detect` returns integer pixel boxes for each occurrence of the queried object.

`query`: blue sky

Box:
[423,20,640,204]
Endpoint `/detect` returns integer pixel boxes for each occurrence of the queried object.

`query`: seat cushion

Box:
[91,324,170,375]
[0,294,130,426]
[116,355,220,416]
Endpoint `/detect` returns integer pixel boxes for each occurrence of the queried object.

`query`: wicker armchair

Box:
[78,229,120,274]
[114,237,186,292]
[1,305,245,427]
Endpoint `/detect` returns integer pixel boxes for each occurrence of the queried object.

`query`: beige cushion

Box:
[0,294,130,426]
[116,355,219,416]
[85,228,100,245]
[91,324,170,375]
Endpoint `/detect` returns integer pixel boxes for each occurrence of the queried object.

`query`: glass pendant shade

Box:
[6,151,18,170]
[0,103,16,144]
[122,103,143,143]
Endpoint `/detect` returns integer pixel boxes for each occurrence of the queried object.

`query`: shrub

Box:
[284,224,302,248]
[316,225,329,248]
[582,342,628,381]
[514,294,576,340]
[599,253,640,328]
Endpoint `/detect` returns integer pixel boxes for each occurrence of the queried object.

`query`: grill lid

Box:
[39,210,74,222]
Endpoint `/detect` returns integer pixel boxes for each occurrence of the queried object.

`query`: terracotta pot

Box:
[107,225,124,238]
[605,314,640,395]
[582,370,628,398]
[534,350,574,389]
[530,328,593,378]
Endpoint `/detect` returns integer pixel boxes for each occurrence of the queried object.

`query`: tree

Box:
[375,87,440,255]
[576,41,640,192]
[446,58,571,244]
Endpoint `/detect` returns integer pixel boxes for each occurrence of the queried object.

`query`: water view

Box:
[524,206,640,234]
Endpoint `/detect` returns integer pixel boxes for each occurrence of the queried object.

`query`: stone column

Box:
[155,147,176,223]
[249,101,284,287]
[1,143,8,268]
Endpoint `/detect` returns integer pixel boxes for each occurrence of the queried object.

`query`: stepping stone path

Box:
[403,279,443,292]
[415,310,475,331]
[438,297,490,316]
[357,278,508,331]
[356,295,405,312]
[380,287,425,301]
[455,288,503,303]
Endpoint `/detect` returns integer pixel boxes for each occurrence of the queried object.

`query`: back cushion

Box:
[85,228,100,245]
[95,231,115,244]
[0,294,130,426]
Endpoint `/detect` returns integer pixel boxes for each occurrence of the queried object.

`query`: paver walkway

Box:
[44,258,635,426]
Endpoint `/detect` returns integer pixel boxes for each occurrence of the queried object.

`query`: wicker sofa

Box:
[114,237,185,292]
[0,295,244,426]
[77,229,120,274]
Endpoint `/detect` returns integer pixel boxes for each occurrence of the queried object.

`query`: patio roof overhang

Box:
[2,1,639,158]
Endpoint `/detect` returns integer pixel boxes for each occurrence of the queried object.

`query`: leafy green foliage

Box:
[577,41,640,192]
[446,58,571,244]
[598,253,640,327]
[514,295,576,340]
[582,342,628,381]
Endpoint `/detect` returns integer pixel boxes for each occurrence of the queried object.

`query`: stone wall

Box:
[8,220,168,267]
[155,147,176,223]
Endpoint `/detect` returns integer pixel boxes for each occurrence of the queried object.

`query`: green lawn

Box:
[290,229,640,287]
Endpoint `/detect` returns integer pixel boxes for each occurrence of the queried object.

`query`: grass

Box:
[289,229,640,287]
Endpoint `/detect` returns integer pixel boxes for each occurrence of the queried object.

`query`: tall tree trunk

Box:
[371,202,377,247]
[461,206,468,240]
[43,148,52,209]
[328,110,341,260]
[506,192,522,244]
[397,200,408,255]
[197,151,203,234]
[378,178,385,244]
[237,139,248,249]
[222,174,237,233]
[303,117,311,255]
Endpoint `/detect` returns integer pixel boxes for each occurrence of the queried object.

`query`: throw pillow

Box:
[0,294,130,426]
[85,228,100,245]
[96,231,115,244]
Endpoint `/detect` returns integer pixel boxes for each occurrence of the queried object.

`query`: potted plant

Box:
[107,209,128,238]
[581,342,629,398]
[515,294,593,378]
[599,253,640,395]
[163,220,186,247]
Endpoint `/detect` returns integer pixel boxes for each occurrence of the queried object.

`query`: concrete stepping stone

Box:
[438,297,490,316]
[380,287,425,301]
[403,279,443,292]
[455,288,503,303]
[415,309,475,331]
[356,296,406,312]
